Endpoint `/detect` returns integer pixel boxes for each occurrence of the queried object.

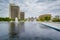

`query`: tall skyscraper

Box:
[9,4,20,19]
[20,12,25,20]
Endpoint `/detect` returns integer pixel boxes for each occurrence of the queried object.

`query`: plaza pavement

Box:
[40,22,60,30]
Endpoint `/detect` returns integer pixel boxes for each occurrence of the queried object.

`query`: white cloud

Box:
[10,0,60,17]
[0,0,60,17]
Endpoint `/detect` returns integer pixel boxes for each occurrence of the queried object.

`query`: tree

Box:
[45,16,51,21]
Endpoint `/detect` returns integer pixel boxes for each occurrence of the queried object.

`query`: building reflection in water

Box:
[9,22,25,40]
[19,22,25,33]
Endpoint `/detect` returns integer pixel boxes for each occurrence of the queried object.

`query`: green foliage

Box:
[39,18,45,21]
[45,16,51,21]
[36,19,39,21]
[52,15,60,22]
[11,18,15,21]
[19,19,26,21]
[38,16,51,22]
[52,18,60,22]
[0,17,26,21]
[0,17,11,21]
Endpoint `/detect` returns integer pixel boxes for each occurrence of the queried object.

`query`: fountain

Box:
[15,17,19,34]
[15,17,18,24]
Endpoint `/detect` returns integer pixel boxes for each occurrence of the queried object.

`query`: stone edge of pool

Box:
[40,22,60,31]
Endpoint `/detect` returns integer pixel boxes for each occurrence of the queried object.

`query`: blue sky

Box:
[0,0,60,18]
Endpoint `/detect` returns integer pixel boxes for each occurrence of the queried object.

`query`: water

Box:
[15,17,18,24]
[0,22,60,40]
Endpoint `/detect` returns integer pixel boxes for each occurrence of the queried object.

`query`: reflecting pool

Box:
[0,22,60,40]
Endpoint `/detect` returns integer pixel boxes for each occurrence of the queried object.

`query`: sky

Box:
[0,0,60,18]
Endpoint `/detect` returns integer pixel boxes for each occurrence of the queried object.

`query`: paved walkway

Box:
[41,22,60,30]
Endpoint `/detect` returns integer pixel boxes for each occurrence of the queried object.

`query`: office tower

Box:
[10,4,20,19]
[20,12,25,20]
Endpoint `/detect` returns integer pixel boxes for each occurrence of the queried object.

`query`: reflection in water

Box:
[19,22,25,32]
[9,22,25,40]
[39,23,51,29]
[0,22,60,40]
[9,22,19,40]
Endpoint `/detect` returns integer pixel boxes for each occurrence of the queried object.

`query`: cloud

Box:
[0,0,9,17]
[35,0,60,16]
[0,0,60,17]
[21,0,60,17]
[37,0,57,3]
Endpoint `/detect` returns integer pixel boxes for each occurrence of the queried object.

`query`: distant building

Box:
[10,4,20,19]
[38,14,52,21]
[55,15,60,19]
[20,12,25,20]
[39,14,51,18]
